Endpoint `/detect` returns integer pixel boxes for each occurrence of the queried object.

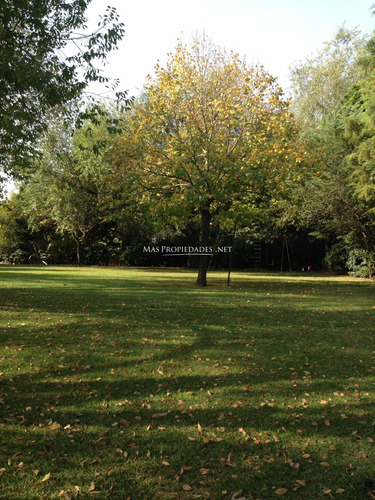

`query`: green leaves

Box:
[0,1,127,176]
[290,26,366,131]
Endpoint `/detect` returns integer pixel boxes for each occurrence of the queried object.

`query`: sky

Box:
[87,0,375,98]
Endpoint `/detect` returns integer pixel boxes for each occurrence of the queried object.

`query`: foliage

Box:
[322,239,349,273]
[340,34,375,212]
[109,37,302,285]
[0,0,127,177]
[0,195,33,263]
[290,26,366,131]
[289,26,375,274]
[0,192,80,264]
[21,117,106,264]
[16,111,156,265]
[347,247,375,278]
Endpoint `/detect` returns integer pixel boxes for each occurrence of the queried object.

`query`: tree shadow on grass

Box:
[1,373,374,499]
[0,268,374,498]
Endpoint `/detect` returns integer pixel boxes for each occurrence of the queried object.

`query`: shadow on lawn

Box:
[0,268,374,498]
[1,274,373,390]
[1,368,374,499]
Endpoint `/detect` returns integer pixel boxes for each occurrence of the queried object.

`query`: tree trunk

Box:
[196,209,211,286]
[74,238,81,266]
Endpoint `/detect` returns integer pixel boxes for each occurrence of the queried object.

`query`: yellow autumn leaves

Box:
[108,36,302,229]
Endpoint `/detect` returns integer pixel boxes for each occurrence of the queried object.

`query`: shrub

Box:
[347,248,375,278]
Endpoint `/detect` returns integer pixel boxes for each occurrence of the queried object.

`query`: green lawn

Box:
[0,266,374,499]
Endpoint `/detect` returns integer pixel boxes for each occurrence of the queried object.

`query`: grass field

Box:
[0,266,374,499]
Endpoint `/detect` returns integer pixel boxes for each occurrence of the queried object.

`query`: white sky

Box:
[88,0,375,97]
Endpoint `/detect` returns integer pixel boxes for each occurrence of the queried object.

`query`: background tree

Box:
[0,0,127,178]
[0,194,30,264]
[342,35,375,213]
[289,25,375,277]
[337,30,375,276]
[290,26,366,130]
[20,112,117,265]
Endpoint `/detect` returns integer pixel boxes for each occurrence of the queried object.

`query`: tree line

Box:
[0,3,374,284]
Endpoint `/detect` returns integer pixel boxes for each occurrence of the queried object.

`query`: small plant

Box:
[0,248,27,264]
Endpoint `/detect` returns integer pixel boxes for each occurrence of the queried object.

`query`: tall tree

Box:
[21,116,105,265]
[341,34,375,212]
[290,26,366,131]
[289,25,375,276]
[0,0,127,177]
[110,38,302,285]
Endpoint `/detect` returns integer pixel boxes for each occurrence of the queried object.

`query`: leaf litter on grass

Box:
[0,267,374,499]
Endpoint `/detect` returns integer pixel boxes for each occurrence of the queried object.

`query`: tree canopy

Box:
[0,0,126,177]
[289,25,375,277]
[290,26,366,131]
[342,39,375,211]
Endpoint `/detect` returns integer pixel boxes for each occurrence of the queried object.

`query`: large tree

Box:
[289,25,375,276]
[290,27,366,131]
[342,34,375,212]
[110,38,302,285]
[0,0,126,177]
[21,117,103,265]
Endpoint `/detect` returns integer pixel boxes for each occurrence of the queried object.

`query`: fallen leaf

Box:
[152,413,168,419]
[320,462,330,467]
[49,423,61,431]
[336,489,345,494]
[231,491,246,499]
[275,488,288,495]
[200,468,210,475]
[161,460,170,466]
[41,473,51,482]
[296,479,306,486]
[182,484,192,491]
